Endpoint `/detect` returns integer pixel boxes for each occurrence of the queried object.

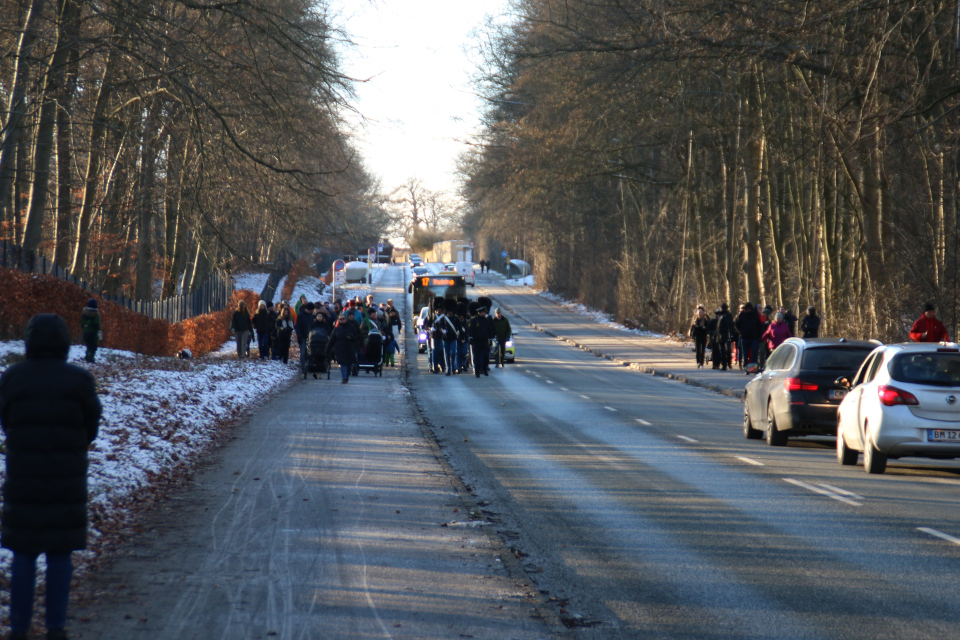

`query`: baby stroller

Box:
[304,324,330,380]
[357,329,384,377]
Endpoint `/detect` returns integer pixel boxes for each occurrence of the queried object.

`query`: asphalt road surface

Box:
[406,268,960,640]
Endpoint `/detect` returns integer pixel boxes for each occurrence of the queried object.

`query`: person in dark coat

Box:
[492,308,512,368]
[467,305,493,377]
[688,306,709,369]
[274,307,295,364]
[799,306,821,338]
[80,299,101,363]
[714,303,734,371]
[253,301,274,360]
[440,298,461,375]
[735,302,762,371]
[479,259,486,274]
[0,314,101,640]
[294,303,316,374]
[231,300,253,358]
[326,314,361,383]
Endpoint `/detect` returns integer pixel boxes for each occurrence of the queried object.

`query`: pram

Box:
[357,330,384,377]
[304,324,330,379]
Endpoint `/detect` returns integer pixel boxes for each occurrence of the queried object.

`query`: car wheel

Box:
[863,428,887,474]
[836,425,858,466]
[765,400,788,446]
[743,401,762,440]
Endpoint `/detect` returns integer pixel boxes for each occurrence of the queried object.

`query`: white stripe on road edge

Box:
[545,380,554,384]
[559,387,569,391]
[605,406,617,412]
[783,478,862,506]
[676,435,698,443]
[635,418,652,426]
[580,394,591,400]
[818,483,864,500]
[534,373,542,378]
[734,456,764,466]
[917,527,960,546]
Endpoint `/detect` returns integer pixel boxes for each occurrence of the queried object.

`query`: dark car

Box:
[743,338,877,446]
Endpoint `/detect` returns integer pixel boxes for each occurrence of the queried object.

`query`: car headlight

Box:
[505,340,514,348]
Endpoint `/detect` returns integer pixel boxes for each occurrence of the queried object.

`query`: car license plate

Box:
[928,429,960,442]
[830,389,847,400]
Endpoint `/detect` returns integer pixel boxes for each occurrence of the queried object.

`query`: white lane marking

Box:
[545,380,555,384]
[917,527,960,546]
[579,394,591,400]
[604,406,617,412]
[559,387,569,391]
[783,478,862,506]
[818,483,864,500]
[734,456,764,466]
[635,418,652,426]
[676,435,698,443]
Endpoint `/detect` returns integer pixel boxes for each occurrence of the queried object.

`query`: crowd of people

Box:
[689,301,950,372]
[419,295,511,378]
[230,294,402,382]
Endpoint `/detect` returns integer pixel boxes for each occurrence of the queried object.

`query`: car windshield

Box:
[890,352,960,387]
[800,347,873,372]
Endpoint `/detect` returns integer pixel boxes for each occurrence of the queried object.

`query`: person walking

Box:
[231,300,253,358]
[762,312,793,353]
[80,299,102,363]
[799,306,820,338]
[909,302,950,342]
[253,301,274,360]
[294,303,316,374]
[326,313,360,383]
[479,259,486,274]
[689,306,709,369]
[0,314,101,640]
[492,308,512,368]
[467,305,493,377]
[779,306,798,337]
[714,303,735,371]
[275,307,295,364]
[735,302,762,372]
[383,333,398,367]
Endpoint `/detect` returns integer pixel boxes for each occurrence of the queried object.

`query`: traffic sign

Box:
[378,243,383,251]
[469,241,475,248]
[333,259,345,271]
[501,251,508,258]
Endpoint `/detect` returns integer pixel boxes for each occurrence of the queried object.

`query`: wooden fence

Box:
[0,240,234,324]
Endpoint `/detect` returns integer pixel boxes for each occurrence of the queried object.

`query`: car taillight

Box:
[784,378,818,392]
[878,385,919,406]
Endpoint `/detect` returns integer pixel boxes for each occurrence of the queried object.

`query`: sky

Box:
[331,0,512,198]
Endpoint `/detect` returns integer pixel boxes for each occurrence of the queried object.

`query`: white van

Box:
[454,261,476,286]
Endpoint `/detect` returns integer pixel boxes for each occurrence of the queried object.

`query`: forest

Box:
[461,0,960,340]
[0,0,387,300]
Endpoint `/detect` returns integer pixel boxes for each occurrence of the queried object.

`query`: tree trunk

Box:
[54,0,81,268]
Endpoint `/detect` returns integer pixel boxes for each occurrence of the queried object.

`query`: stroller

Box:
[357,329,384,376]
[304,324,330,379]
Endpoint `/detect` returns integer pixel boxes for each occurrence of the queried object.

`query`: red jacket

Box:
[909,315,949,342]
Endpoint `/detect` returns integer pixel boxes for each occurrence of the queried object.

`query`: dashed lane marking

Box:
[579,394,591,400]
[559,387,569,391]
[676,435,698,443]
[604,406,617,412]
[917,527,960,546]
[545,380,554,384]
[783,478,862,507]
[635,418,652,426]
[734,456,765,466]
[818,483,864,500]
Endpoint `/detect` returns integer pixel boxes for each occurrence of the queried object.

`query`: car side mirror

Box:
[745,362,761,375]
[835,377,851,389]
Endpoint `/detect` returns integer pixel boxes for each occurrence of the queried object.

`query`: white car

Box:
[836,342,960,473]
[454,261,476,286]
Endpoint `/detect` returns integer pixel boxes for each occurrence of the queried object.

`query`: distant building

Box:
[425,240,474,264]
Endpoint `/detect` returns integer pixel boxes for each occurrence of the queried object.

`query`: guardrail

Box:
[0,240,233,324]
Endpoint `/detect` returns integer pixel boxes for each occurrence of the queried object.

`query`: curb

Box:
[482,287,745,401]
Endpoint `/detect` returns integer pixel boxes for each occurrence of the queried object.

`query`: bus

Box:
[408,273,467,321]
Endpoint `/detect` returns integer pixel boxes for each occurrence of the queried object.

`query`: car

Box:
[454,261,476,286]
[490,333,517,363]
[836,342,960,474]
[409,254,423,267]
[744,338,876,446]
[410,265,429,282]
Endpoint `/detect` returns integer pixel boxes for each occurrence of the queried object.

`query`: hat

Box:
[258,300,266,308]
[807,305,815,313]
[720,303,729,312]
[494,307,500,315]
[266,301,274,308]
[304,302,315,311]
[924,302,936,312]
[479,306,488,313]
[86,299,98,309]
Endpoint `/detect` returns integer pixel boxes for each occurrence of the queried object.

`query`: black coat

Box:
[253,309,274,333]
[800,314,821,338]
[0,314,101,553]
[466,315,492,342]
[326,322,360,365]
[735,310,763,341]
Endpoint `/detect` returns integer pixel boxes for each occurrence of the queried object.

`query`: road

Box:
[405,268,960,640]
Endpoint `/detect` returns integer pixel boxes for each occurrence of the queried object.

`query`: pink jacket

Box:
[762,321,792,350]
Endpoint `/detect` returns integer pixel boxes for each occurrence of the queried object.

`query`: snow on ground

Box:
[233,266,386,306]
[535,290,672,340]
[504,275,536,286]
[0,341,299,585]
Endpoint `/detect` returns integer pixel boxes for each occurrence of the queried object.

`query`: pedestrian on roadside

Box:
[758,306,773,368]
[80,299,102,363]
[799,306,820,338]
[294,302,315,374]
[762,312,792,353]
[457,303,471,373]
[294,294,308,315]
[779,306,798,337]
[492,308,512,368]
[689,306,709,369]
[275,307,295,364]
[231,300,253,359]
[909,302,950,342]
[266,301,280,360]
[387,308,402,345]
[327,313,360,383]
[1,314,101,640]
[479,259,486,274]
[440,300,461,375]
[383,333,398,367]
[253,301,274,360]
[714,303,734,371]
[467,305,492,377]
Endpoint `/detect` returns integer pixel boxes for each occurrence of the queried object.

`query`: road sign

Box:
[334,270,346,285]
[378,243,383,251]
[469,241,475,248]
[501,251,508,258]
[333,259,345,271]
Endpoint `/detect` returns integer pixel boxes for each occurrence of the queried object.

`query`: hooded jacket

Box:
[0,314,101,553]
